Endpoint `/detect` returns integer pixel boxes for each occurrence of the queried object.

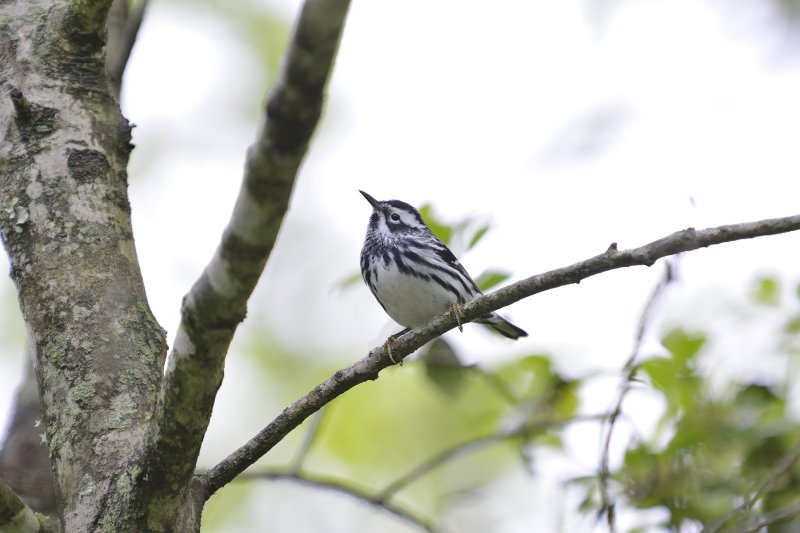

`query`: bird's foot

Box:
[383,335,402,365]
[449,303,465,333]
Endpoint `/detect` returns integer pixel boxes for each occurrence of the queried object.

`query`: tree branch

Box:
[53,0,114,51]
[238,418,599,532]
[375,415,603,503]
[233,417,602,533]
[704,440,800,533]
[288,408,328,474]
[724,498,800,533]
[0,480,54,533]
[199,213,800,497]
[140,0,352,521]
[106,0,150,100]
[598,260,676,532]
[239,470,437,533]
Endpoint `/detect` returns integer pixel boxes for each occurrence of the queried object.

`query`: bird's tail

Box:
[477,313,528,340]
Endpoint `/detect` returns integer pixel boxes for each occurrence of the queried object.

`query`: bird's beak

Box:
[359,190,381,210]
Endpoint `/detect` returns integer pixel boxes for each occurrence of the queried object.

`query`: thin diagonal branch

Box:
[0,480,53,533]
[140,0,352,518]
[725,498,800,533]
[598,260,677,532]
[239,471,438,533]
[289,407,328,474]
[106,0,150,99]
[198,214,800,497]
[240,417,602,532]
[466,366,518,405]
[375,415,604,503]
[704,440,800,533]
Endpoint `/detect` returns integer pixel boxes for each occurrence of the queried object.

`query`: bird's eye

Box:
[390,213,401,222]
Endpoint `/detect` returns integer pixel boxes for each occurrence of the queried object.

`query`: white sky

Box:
[2,0,800,531]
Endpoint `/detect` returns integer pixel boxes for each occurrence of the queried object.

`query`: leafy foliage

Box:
[475,270,511,292]
[609,288,800,531]
[417,203,492,258]
[752,275,782,306]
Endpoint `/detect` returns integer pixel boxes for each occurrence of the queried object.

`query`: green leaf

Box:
[319,363,510,502]
[467,224,491,251]
[418,203,453,245]
[640,357,676,395]
[734,384,778,408]
[202,481,255,532]
[752,275,780,306]
[786,315,800,334]
[494,355,581,422]
[537,432,562,448]
[421,338,468,397]
[475,270,511,292]
[661,329,706,364]
[334,271,363,291]
[640,355,701,414]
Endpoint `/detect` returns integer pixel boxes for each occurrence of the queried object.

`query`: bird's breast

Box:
[372,261,458,329]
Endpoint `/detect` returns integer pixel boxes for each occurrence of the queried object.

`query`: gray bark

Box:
[1,1,167,530]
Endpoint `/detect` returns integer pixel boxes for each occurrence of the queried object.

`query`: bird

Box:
[359,190,527,358]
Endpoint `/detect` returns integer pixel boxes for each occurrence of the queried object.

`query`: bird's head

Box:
[360,190,429,237]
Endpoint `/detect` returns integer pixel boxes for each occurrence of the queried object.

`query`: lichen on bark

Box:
[0,0,167,529]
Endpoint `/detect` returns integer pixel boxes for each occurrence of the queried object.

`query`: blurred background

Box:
[2,0,800,531]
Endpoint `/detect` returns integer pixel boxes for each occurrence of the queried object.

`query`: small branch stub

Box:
[10,87,31,118]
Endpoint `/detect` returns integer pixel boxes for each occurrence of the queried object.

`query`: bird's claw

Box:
[383,335,402,365]
[449,304,465,332]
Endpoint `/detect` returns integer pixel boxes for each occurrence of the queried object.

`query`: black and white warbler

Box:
[359,191,527,346]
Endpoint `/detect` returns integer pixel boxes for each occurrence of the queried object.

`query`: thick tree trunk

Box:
[1,0,350,529]
[0,1,170,530]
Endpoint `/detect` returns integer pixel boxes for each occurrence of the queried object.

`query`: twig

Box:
[703,440,800,533]
[469,366,519,405]
[289,407,328,473]
[598,260,677,532]
[375,415,604,502]
[235,417,602,532]
[140,0,352,516]
[239,470,438,533]
[724,497,800,533]
[0,479,54,533]
[9,87,31,118]
[106,0,150,99]
[199,213,800,498]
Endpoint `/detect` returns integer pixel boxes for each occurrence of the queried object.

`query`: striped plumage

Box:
[359,191,527,340]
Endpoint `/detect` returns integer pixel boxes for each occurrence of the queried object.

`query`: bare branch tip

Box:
[9,87,31,117]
